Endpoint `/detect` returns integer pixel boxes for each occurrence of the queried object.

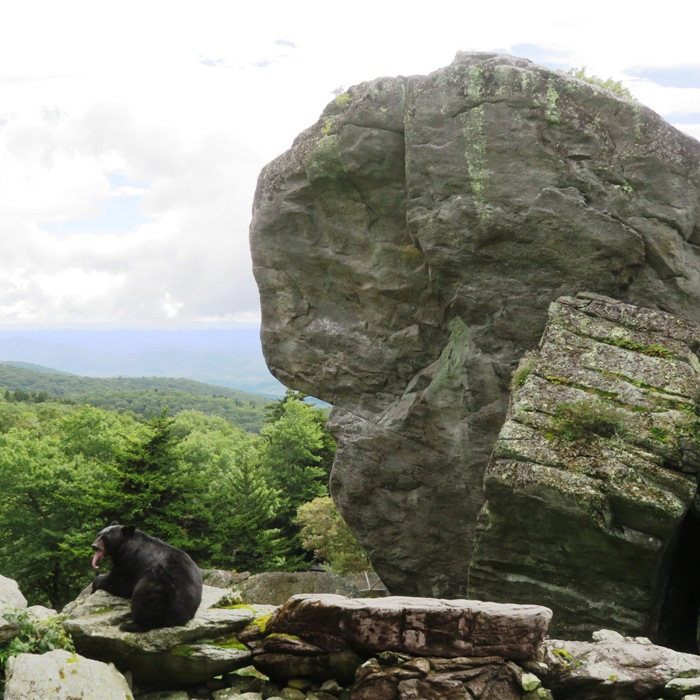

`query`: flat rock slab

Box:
[263,594,551,661]
[62,586,276,685]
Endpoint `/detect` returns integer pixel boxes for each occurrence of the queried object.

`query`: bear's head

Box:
[91,522,136,570]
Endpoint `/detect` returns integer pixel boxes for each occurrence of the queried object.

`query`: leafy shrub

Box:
[0,611,75,694]
[296,496,370,575]
[567,67,635,100]
[510,351,539,392]
[551,399,627,441]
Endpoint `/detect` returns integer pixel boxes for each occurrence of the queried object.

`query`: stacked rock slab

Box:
[250,51,700,599]
[254,594,552,698]
[468,293,700,642]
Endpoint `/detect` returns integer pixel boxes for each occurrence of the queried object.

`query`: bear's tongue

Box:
[91,549,105,570]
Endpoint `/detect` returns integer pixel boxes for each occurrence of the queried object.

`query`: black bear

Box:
[91,522,203,632]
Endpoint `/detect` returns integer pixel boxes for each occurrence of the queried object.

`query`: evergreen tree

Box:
[112,408,193,546]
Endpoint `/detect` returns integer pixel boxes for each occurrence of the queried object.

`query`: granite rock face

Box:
[468,293,700,643]
[249,51,700,599]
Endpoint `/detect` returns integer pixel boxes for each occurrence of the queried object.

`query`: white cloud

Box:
[0,0,697,328]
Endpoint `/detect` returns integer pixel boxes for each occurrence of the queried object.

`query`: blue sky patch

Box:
[508,43,573,71]
[41,173,151,236]
[626,65,700,88]
[664,111,700,124]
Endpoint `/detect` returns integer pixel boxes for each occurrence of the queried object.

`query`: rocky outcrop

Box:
[249,51,700,602]
[468,293,700,643]
[6,571,700,699]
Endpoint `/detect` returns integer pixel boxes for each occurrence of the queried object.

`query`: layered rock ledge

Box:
[249,51,700,603]
[469,293,700,643]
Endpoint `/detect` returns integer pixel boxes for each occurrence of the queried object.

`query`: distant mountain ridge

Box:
[0,328,284,396]
[0,361,273,432]
[3,361,74,375]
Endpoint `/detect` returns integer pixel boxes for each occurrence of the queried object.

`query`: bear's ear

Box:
[122,524,136,538]
[110,520,120,526]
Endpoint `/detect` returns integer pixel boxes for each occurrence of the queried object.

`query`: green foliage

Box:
[551,399,627,442]
[510,351,538,391]
[0,390,337,607]
[260,399,330,522]
[296,496,370,574]
[602,338,671,357]
[567,67,635,100]
[0,611,75,694]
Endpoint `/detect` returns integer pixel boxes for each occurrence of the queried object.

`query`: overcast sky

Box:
[1,0,698,329]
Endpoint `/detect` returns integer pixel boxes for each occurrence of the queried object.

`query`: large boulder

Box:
[468,293,700,642]
[62,585,276,686]
[249,51,700,601]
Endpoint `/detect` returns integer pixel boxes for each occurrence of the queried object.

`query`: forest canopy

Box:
[0,388,360,609]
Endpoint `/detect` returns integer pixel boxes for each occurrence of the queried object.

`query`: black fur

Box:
[91,522,203,632]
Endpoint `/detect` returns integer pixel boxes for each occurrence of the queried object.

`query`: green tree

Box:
[258,398,332,566]
[175,412,287,571]
[0,428,107,606]
[260,399,329,524]
[112,408,198,548]
[207,436,287,571]
[296,496,370,574]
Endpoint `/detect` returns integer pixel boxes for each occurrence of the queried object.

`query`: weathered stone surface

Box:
[544,631,700,700]
[0,573,27,643]
[62,586,275,685]
[202,569,252,589]
[351,654,523,700]
[236,571,361,605]
[250,50,700,600]
[4,649,133,700]
[259,594,551,662]
[666,677,700,699]
[468,293,700,641]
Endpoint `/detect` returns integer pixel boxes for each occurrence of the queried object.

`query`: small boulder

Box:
[236,571,361,605]
[0,574,28,643]
[545,631,700,699]
[4,649,133,700]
